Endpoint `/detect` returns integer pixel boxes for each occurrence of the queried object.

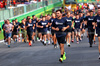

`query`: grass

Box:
[0,32,4,40]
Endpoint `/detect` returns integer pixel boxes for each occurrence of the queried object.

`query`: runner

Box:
[15,19,20,42]
[4,19,14,48]
[20,19,27,43]
[12,20,18,43]
[38,16,48,46]
[73,14,82,44]
[52,9,69,62]
[79,12,85,39]
[47,15,51,45]
[84,10,95,47]
[64,11,74,47]
[2,20,7,44]
[26,18,34,46]
[50,13,57,48]
[37,18,43,42]
[32,15,37,43]
[94,8,100,59]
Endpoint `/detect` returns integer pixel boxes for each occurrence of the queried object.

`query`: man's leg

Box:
[98,37,100,59]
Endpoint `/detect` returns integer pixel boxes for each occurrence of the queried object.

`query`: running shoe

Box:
[48,41,50,45]
[79,38,82,41]
[77,41,79,44]
[71,40,74,43]
[54,44,57,48]
[44,43,46,46]
[90,45,92,48]
[52,42,54,45]
[16,39,17,42]
[68,43,71,47]
[59,57,63,63]
[29,42,32,46]
[94,41,96,44]
[32,40,35,43]
[63,52,66,60]
[8,45,10,48]
[24,40,26,43]
[99,55,100,59]
[6,42,8,45]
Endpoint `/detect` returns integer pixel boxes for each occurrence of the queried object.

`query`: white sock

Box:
[44,41,46,44]
[48,40,50,44]
[42,39,44,42]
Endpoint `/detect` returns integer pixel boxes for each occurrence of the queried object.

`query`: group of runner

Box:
[1,3,100,62]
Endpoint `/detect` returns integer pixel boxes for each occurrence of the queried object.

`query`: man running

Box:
[52,10,69,62]
[49,13,57,48]
[32,15,37,43]
[73,14,82,44]
[84,10,95,47]
[38,16,48,46]
[4,19,14,48]
[64,11,74,47]
[26,18,34,46]
[94,8,100,59]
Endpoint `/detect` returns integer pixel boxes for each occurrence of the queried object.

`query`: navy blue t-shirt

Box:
[32,19,37,31]
[38,20,48,32]
[52,18,67,37]
[26,22,34,32]
[64,17,73,28]
[20,23,26,31]
[94,15,100,33]
[16,22,20,26]
[84,16,95,29]
[74,18,82,29]
[49,18,55,32]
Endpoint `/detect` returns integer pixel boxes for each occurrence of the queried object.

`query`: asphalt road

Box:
[0,37,100,66]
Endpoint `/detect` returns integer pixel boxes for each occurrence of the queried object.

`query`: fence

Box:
[0,0,62,21]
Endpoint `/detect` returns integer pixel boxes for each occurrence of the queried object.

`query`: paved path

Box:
[0,37,100,66]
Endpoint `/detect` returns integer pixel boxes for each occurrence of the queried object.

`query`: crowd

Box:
[1,3,100,62]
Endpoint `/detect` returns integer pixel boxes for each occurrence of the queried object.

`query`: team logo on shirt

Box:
[55,22,63,25]
[97,19,100,22]
[28,24,32,26]
[66,19,71,22]
[75,20,80,23]
[51,20,53,22]
[88,18,93,20]
[33,21,36,23]
[42,23,47,25]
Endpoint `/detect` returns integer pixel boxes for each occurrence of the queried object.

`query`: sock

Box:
[48,40,50,44]
[42,39,44,42]
[61,55,63,58]
[44,41,46,44]
[40,38,42,41]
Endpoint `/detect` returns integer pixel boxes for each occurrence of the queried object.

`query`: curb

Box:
[0,40,4,43]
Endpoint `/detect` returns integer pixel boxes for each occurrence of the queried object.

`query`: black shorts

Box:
[57,36,66,44]
[3,31,6,37]
[67,28,72,33]
[72,28,74,32]
[27,32,33,40]
[97,30,100,37]
[51,30,55,36]
[42,32,47,35]
[12,32,17,38]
